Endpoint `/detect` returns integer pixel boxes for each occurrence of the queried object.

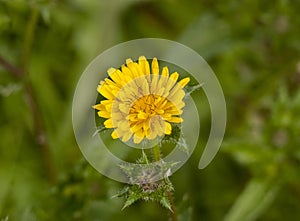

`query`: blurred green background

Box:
[1,0,300,220]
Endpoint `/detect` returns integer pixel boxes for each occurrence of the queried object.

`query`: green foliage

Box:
[117,150,175,211]
[224,178,280,221]
[115,179,174,211]
[1,0,300,220]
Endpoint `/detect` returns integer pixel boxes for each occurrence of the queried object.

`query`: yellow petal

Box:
[98,85,114,99]
[126,58,133,65]
[175,101,185,109]
[157,120,165,136]
[107,68,121,84]
[105,103,112,112]
[151,57,159,75]
[114,128,125,137]
[158,67,169,89]
[111,130,119,139]
[164,122,172,134]
[133,133,144,143]
[118,90,135,102]
[143,118,150,131]
[167,84,182,100]
[150,74,159,93]
[104,119,114,128]
[135,62,144,76]
[147,130,157,140]
[141,77,150,94]
[107,67,116,76]
[138,56,146,74]
[112,112,125,121]
[167,109,183,115]
[118,120,130,131]
[101,100,112,105]
[165,72,178,92]
[139,56,150,75]
[135,129,144,137]
[122,131,133,142]
[131,122,144,133]
[121,65,134,78]
[104,78,119,89]
[93,104,105,111]
[119,103,129,113]
[161,66,169,78]
[168,89,185,104]
[98,111,111,118]
[169,72,179,82]
[178,77,190,88]
[126,59,139,77]
[145,128,151,137]
[167,117,183,123]
[156,87,165,96]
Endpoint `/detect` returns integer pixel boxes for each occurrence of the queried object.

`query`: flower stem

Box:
[152,144,161,162]
[151,144,178,221]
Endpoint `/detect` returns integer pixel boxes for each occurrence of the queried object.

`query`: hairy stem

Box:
[152,144,161,162]
[152,144,178,221]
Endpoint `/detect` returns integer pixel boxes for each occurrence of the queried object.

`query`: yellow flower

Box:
[93,56,190,144]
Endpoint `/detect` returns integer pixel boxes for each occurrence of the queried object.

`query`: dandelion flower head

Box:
[93,56,190,144]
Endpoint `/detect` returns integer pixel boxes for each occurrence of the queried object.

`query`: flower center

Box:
[129,94,168,121]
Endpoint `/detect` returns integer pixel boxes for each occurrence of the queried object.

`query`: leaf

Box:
[185,83,204,97]
[177,137,190,156]
[163,135,190,156]
[119,160,179,184]
[160,196,172,212]
[136,150,149,164]
[92,124,108,137]
[119,179,175,211]
[121,192,139,210]
[111,186,129,198]
[224,178,280,221]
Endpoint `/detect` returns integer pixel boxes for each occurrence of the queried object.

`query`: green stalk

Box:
[152,144,161,162]
[152,144,178,221]
[21,5,56,183]
[22,5,39,74]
